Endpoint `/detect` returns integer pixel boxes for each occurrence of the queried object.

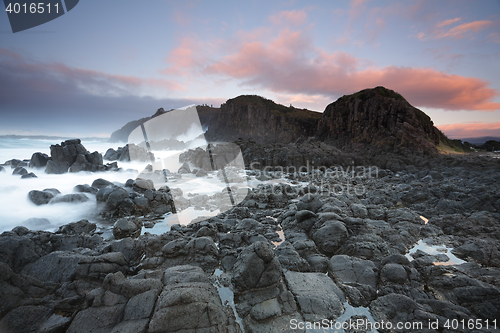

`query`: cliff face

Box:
[316,86,441,151]
[109,88,447,154]
[204,95,321,143]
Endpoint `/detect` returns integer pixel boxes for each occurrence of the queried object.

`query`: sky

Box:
[0,0,499,139]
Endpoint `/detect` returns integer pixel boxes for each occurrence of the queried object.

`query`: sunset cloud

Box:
[418,19,498,41]
[202,30,500,111]
[0,47,223,135]
[161,37,202,76]
[439,20,495,39]
[437,17,461,28]
[437,122,500,139]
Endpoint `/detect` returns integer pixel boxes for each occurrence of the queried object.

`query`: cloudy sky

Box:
[1,0,499,138]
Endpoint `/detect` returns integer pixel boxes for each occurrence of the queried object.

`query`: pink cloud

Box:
[439,20,495,39]
[161,38,200,76]
[436,17,461,28]
[437,122,500,139]
[418,19,498,41]
[202,30,499,111]
[270,10,307,26]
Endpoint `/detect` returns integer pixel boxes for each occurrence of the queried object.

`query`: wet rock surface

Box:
[2,140,500,332]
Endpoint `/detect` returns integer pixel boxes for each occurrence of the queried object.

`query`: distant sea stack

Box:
[109,107,219,143]
[316,86,442,152]
[204,95,321,143]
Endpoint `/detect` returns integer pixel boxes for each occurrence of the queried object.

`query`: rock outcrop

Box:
[45,139,104,174]
[205,95,321,143]
[316,86,443,152]
[103,144,154,162]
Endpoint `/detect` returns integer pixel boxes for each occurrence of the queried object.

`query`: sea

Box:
[0,137,200,233]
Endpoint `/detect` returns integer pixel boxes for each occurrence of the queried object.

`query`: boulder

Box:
[74,184,98,194]
[57,220,96,235]
[28,189,60,206]
[92,178,114,189]
[232,241,282,291]
[29,152,49,168]
[284,271,344,321]
[113,218,142,239]
[380,263,408,284]
[329,255,378,289]
[21,172,37,179]
[296,194,324,213]
[148,265,231,333]
[103,148,121,161]
[311,221,348,255]
[12,166,28,176]
[295,210,317,231]
[134,178,154,190]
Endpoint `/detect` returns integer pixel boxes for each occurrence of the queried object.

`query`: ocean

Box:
[0,137,243,234]
[0,138,127,232]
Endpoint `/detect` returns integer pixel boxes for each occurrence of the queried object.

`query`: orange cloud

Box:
[202,30,499,111]
[437,17,461,28]
[418,19,498,41]
[439,20,495,39]
[438,122,500,139]
[270,10,307,26]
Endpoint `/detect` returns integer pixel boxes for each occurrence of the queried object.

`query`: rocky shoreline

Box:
[1,139,500,332]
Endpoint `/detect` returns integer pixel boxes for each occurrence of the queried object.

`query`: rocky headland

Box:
[0,87,499,332]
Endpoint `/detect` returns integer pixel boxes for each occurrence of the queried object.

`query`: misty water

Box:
[0,137,249,233]
[0,138,208,233]
[0,138,130,232]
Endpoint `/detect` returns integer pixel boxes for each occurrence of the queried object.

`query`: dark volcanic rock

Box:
[104,144,154,162]
[113,218,142,239]
[232,241,282,291]
[148,265,233,333]
[57,219,96,235]
[205,95,321,143]
[12,166,28,176]
[21,172,37,179]
[284,271,345,322]
[29,152,49,168]
[45,139,105,174]
[28,188,61,205]
[317,86,442,153]
[74,184,98,194]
